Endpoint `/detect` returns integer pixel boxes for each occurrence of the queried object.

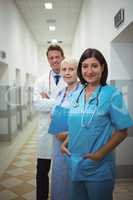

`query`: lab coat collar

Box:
[50,69,65,87]
[51,70,61,77]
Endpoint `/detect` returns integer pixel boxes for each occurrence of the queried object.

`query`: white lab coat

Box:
[33,70,66,159]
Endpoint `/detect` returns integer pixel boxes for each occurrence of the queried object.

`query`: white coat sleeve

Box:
[33,78,55,113]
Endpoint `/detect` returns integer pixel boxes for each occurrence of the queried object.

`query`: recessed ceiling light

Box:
[47,40,63,44]
[49,26,56,31]
[44,2,53,9]
[51,39,57,43]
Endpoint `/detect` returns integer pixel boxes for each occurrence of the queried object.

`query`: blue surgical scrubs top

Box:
[67,84,133,181]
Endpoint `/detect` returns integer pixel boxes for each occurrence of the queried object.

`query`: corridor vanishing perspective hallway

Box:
[0,128,133,200]
[0,0,133,199]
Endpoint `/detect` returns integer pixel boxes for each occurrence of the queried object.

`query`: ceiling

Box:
[15,0,83,48]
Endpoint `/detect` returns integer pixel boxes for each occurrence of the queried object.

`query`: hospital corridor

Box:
[0,0,133,199]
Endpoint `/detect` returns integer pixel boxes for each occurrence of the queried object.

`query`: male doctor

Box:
[33,45,66,200]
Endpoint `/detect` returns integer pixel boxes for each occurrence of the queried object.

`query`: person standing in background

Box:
[33,45,66,200]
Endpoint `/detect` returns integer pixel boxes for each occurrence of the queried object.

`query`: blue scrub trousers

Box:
[69,180,114,200]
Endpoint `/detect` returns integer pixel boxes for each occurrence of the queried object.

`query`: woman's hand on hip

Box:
[84,151,103,161]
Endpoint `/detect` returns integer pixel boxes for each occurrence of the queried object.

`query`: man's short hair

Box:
[46,44,64,58]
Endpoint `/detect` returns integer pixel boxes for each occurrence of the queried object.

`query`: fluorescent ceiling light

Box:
[44,2,53,9]
[47,40,63,44]
[49,26,56,31]
[51,39,57,43]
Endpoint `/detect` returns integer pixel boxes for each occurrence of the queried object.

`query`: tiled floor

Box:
[0,128,133,200]
[0,132,36,200]
[114,179,133,200]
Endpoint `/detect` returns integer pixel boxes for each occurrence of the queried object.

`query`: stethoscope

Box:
[73,85,86,108]
[73,85,102,128]
[48,70,52,95]
[59,83,80,106]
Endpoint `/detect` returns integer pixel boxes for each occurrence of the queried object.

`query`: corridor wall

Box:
[0,0,43,140]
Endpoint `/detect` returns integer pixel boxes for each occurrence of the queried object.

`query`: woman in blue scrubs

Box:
[49,57,80,200]
[61,48,133,200]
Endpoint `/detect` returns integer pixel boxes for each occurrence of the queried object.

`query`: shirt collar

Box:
[51,70,61,77]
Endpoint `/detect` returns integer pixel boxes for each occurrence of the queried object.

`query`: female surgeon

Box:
[49,57,80,200]
[61,48,133,200]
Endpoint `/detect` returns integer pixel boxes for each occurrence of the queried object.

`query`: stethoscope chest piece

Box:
[73,102,79,108]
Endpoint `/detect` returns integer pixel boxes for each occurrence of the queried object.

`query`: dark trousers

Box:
[36,158,51,200]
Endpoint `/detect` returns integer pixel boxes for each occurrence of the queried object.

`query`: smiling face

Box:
[47,50,64,74]
[61,62,77,85]
[81,57,104,86]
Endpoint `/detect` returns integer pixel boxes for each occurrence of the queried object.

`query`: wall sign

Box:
[114,9,124,28]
